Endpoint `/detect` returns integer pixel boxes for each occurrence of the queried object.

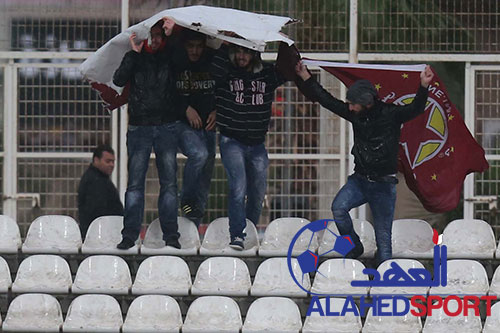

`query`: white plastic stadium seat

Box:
[12,255,72,293]
[442,219,495,259]
[370,259,428,296]
[318,219,376,258]
[199,217,259,256]
[63,294,123,333]
[392,219,434,258]
[259,217,316,257]
[182,296,242,333]
[82,216,139,255]
[487,265,500,297]
[0,256,12,293]
[131,256,191,296]
[122,295,182,333]
[22,215,81,254]
[3,293,63,332]
[0,215,21,254]
[251,257,310,297]
[429,260,488,296]
[72,255,132,294]
[483,301,500,333]
[311,259,369,295]
[422,298,481,333]
[191,256,251,296]
[302,297,363,333]
[242,297,302,333]
[141,217,200,255]
[362,298,422,332]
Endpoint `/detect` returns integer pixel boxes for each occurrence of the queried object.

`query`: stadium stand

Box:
[422,299,482,333]
[259,217,316,257]
[63,294,123,332]
[429,259,489,296]
[182,296,242,332]
[319,219,376,258]
[0,216,22,254]
[302,297,363,332]
[0,257,12,294]
[311,258,369,295]
[391,219,434,259]
[442,219,496,259]
[82,216,139,255]
[242,297,303,332]
[369,259,429,296]
[362,300,422,332]
[141,217,200,255]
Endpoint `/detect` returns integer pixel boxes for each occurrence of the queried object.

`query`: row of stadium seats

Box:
[1,214,499,258]
[0,293,498,332]
[2,254,500,297]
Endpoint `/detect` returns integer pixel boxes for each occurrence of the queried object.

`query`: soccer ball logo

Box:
[287,219,355,295]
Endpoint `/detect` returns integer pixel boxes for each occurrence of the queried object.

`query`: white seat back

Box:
[443,219,495,258]
[363,298,422,332]
[302,298,362,333]
[132,256,191,296]
[0,215,21,253]
[319,219,376,258]
[392,219,434,258]
[251,257,310,297]
[12,255,72,293]
[200,217,259,256]
[22,215,81,254]
[182,296,242,333]
[311,259,368,295]
[259,217,315,256]
[63,294,123,332]
[370,259,429,296]
[122,295,182,333]
[483,302,500,333]
[242,297,302,333]
[82,216,138,254]
[141,217,200,255]
[72,255,132,294]
[422,298,481,332]
[192,256,251,296]
[0,256,12,293]
[430,260,488,296]
[3,294,63,332]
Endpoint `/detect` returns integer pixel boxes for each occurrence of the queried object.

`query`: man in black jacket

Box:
[113,18,181,249]
[174,30,216,226]
[295,62,434,264]
[78,144,123,239]
[211,43,286,250]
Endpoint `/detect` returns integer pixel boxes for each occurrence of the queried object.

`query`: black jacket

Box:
[113,48,178,125]
[173,48,216,127]
[210,45,285,145]
[302,77,429,177]
[78,165,123,239]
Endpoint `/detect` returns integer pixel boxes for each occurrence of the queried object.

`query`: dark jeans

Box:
[219,135,268,239]
[121,123,179,242]
[177,121,216,226]
[331,173,397,264]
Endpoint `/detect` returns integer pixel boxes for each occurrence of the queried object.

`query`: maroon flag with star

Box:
[302,60,489,213]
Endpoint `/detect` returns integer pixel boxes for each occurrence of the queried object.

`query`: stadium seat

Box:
[422,298,481,332]
[442,219,495,259]
[0,256,12,293]
[122,295,182,333]
[21,215,81,254]
[82,216,139,255]
[12,255,72,294]
[63,294,123,332]
[369,259,429,296]
[259,217,316,257]
[392,219,434,259]
[191,256,251,296]
[182,296,242,333]
[72,255,132,294]
[429,260,488,296]
[302,297,363,333]
[318,219,376,258]
[242,297,302,333]
[0,215,21,254]
[311,259,369,295]
[141,217,200,255]
[131,256,191,296]
[250,257,310,297]
[199,217,259,256]
[487,265,500,297]
[2,293,63,332]
[362,298,422,332]
[483,301,500,333]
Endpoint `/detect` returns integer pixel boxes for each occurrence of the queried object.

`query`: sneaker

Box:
[229,236,245,251]
[165,238,181,249]
[117,237,135,250]
[345,242,364,259]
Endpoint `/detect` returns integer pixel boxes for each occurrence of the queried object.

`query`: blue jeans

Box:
[177,121,216,226]
[331,173,396,264]
[122,123,179,242]
[219,135,268,238]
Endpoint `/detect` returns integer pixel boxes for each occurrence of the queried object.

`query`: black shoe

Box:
[165,238,181,249]
[229,236,245,251]
[117,237,135,250]
[345,242,364,259]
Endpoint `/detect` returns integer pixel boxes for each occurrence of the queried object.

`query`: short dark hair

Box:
[182,29,206,43]
[93,144,114,160]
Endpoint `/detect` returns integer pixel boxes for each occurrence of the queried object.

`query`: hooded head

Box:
[144,20,167,53]
[346,79,378,113]
[182,29,206,62]
[229,45,263,73]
